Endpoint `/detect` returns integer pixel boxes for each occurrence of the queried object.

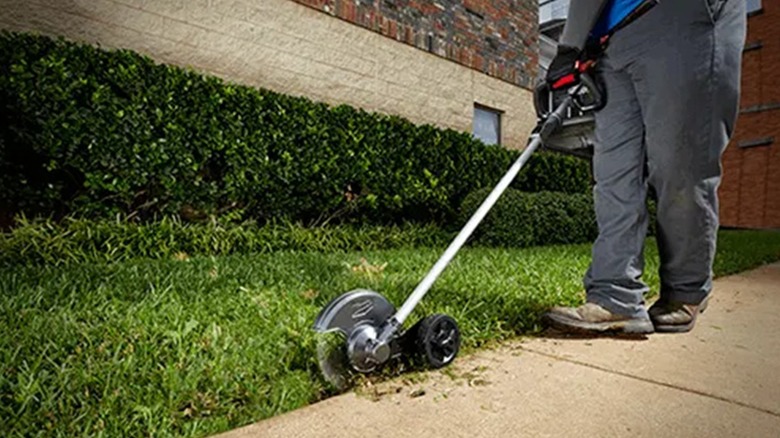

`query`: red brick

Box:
[720,1,780,229]
[736,147,768,228]
[740,51,761,108]
[766,144,780,227]
[290,0,538,89]
[720,151,742,227]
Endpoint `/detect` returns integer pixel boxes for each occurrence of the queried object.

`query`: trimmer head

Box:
[313,290,396,388]
[313,289,461,388]
[313,289,395,337]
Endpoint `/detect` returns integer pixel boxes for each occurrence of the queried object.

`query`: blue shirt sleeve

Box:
[590,0,648,38]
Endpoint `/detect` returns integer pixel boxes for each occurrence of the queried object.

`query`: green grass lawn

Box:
[2,230,779,437]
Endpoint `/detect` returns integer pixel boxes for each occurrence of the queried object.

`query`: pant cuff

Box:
[587,291,650,319]
[660,289,710,305]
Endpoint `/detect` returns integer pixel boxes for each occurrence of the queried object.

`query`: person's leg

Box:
[628,0,746,331]
[584,55,651,319]
[543,54,653,335]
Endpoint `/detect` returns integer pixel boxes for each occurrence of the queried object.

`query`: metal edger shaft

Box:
[393,133,542,324]
[391,92,575,326]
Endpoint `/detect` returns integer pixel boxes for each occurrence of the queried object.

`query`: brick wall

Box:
[294,0,539,89]
[720,2,780,229]
[0,0,538,149]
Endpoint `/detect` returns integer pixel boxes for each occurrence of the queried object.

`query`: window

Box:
[539,0,570,23]
[747,0,762,14]
[473,105,502,146]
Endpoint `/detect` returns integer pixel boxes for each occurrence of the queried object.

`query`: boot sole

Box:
[543,313,655,335]
[651,297,709,334]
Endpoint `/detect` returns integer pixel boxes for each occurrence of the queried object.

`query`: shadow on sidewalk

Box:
[539,328,651,342]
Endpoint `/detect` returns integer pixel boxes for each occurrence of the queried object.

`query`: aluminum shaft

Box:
[393,133,544,324]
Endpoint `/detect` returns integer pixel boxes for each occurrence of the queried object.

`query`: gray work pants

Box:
[585,0,747,317]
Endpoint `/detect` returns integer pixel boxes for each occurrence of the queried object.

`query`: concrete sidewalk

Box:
[218,263,780,438]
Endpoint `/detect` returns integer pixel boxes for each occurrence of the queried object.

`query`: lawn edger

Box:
[312,63,605,388]
[312,0,659,390]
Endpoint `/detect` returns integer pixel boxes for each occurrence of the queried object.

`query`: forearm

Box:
[559,0,610,50]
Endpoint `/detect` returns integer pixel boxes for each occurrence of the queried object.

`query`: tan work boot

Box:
[543,302,655,335]
[648,296,710,333]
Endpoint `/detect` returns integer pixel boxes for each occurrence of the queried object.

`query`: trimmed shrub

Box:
[460,188,598,247]
[461,188,659,248]
[512,152,591,195]
[647,198,658,237]
[0,216,452,267]
[0,32,590,226]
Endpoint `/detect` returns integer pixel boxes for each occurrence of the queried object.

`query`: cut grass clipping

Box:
[1,230,779,437]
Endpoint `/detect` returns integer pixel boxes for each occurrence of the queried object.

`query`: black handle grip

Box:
[574,72,605,113]
[534,71,605,121]
[533,80,552,121]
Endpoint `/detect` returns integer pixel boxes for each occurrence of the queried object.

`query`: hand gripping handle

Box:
[534,69,605,122]
[534,55,606,123]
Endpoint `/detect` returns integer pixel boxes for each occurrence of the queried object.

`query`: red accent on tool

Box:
[578,60,594,73]
[552,73,577,90]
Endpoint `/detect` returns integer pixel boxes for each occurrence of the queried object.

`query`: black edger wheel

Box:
[415,314,460,368]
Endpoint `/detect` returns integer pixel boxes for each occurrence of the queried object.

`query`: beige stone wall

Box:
[0,0,537,149]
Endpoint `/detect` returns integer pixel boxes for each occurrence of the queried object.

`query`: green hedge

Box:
[461,188,598,247]
[0,32,590,226]
[0,217,454,267]
[461,188,659,248]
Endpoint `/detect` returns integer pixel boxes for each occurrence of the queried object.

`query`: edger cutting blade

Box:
[315,330,352,390]
[313,289,395,389]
